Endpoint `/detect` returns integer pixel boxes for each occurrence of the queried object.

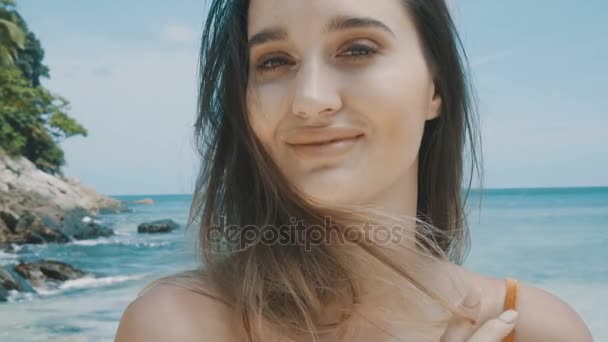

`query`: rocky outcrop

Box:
[137,219,180,234]
[0,151,126,249]
[0,192,116,245]
[0,151,124,214]
[14,260,87,288]
[0,260,87,302]
[0,209,70,244]
[0,267,28,301]
[56,208,114,240]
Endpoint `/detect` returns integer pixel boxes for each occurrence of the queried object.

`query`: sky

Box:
[14,0,607,195]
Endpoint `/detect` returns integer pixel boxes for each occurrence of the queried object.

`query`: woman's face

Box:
[246,0,441,206]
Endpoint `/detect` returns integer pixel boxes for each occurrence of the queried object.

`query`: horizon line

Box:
[108,184,608,198]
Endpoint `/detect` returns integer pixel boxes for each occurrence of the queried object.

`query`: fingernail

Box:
[499,310,519,324]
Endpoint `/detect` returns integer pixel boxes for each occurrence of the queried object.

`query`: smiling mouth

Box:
[291,134,364,146]
[287,134,364,159]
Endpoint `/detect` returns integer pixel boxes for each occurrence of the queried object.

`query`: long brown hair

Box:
[165,0,482,340]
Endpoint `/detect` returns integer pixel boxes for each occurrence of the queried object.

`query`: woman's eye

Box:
[340,44,378,60]
[254,43,378,75]
[256,56,291,72]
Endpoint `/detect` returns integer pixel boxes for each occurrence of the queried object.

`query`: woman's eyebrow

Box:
[326,15,394,36]
[248,15,394,50]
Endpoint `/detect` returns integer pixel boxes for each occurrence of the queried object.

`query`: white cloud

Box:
[161,24,198,43]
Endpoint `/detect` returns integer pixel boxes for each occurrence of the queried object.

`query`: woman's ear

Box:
[426,82,442,120]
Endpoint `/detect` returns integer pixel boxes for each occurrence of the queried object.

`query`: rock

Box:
[0,209,19,244]
[137,219,179,234]
[0,209,19,231]
[0,210,70,245]
[70,222,114,240]
[0,267,19,301]
[0,266,34,302]
[0,151,126,214]
[13,260,87,290]
[1,260,88,301]
[0,242,21,253]
[59,209,114,240]
[0,207,70,244]
[0,219,11,245]
[0,267,20,291]
[133,198,155,205]
[0,205,115,244]
[15,212,71,244]
[0,150,127,246]
[0,243,10,253]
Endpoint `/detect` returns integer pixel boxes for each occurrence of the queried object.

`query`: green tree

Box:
[1,0,49,85]
[0,0,25,65]
[0,0,87,174]
[0,66,88,173]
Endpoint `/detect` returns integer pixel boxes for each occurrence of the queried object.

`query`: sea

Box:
[0,187,606,341]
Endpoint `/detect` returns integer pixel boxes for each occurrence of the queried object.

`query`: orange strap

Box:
[502,277,518,342]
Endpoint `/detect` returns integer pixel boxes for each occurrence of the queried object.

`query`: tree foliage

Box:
[0,0,24,65]
[0,0,86,173]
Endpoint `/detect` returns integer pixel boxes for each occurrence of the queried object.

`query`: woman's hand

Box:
[440,287,519,342]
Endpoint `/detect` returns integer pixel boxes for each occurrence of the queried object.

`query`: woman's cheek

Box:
[248,89,279,140]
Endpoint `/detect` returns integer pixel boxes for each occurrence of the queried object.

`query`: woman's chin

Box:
[289,170,371,206]
[299,187,366,208]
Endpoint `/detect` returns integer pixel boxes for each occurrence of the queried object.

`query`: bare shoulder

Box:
[510,280,593,341]
[456,266,594,342]
[114,282,240,342]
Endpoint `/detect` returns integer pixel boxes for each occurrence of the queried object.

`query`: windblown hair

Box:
[146,0,482,341]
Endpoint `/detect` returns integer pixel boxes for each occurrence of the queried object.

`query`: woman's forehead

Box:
[247,0,411,38]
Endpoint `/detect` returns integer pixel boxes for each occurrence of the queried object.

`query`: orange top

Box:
[502,277,519,342]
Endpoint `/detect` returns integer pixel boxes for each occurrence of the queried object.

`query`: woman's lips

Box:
[287,134,364,159]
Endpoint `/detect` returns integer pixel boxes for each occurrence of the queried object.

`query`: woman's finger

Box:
[467,310,519,342]
[440,287,482,342]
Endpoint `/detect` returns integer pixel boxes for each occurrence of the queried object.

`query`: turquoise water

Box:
[0,187,606,341]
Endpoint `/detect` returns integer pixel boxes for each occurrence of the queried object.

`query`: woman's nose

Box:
[291,58,342,120]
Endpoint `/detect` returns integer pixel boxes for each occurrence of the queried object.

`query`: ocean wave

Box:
[0,250,18,261]
[3,274,147,302]
[70,238,170,248]
[0,244,25,261]
[10,244,24,252]
[70,237,124,246]
[36,274,146,296]
[5,289,35,302]
[134,241,171,248]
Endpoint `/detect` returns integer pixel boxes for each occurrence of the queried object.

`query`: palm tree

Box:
[0,0,25,65]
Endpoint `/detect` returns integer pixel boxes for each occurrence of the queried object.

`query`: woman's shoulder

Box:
[115,275,240,342]
[453,265,593,342]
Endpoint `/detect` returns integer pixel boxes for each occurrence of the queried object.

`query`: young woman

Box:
[116,0,593,341]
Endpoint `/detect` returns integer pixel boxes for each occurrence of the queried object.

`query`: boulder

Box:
[0,201,115,245]
[0,266,35,302]
[137,219,179,234]
[0,209,18,231]
[58,208,114,240]
[13,260,87,290]
[0,267,19,301]
[0,210,70,245]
